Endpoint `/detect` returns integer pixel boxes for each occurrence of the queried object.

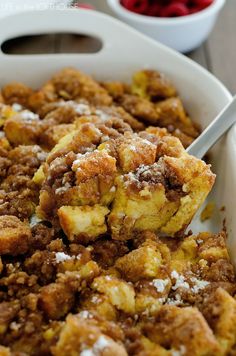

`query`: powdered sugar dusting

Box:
[80,335,111,356]
[190,277,209,293]
[12,103,23,112]
[166,294,183,306]
[153,279,169,293]
[55,252,72,263]
[95,109,110,121]
[171,271,190,291]
[21,110,39,121]
[79,310,93,319]
[170,270,209,294]
[57,101,91,115]
[55,252,81,263]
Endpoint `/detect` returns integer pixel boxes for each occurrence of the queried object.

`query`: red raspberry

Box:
[121,0,149,14]
[188,0,214,13]
[160,2,190,17]
[193,0,214,6]
[171,0,188,4]
[145,4,162,16]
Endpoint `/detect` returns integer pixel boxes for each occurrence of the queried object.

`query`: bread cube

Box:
[170,236,198,273]
[116,133,156,173]
[0,215,31,255]
[79,292,118,321]
[51,67,112,106]
[48,123,102,162]
[39,282,74,320]
[0,104,16,127]
[142,306,220,355]
[2,82,33,106]
[72,149,117,186]
[92,275,135,314]
[198,232,229,262]
[132,70,177,100]
[140,337,169,356]
[58,205,109,243]
[52,314,127,356]
[115,242,163,282]
[4,112,42,146]
[41,123,75,149]
[32,164,46,185]
[108,171,179,240]
[0,346,11,356]
[204,288,236,354]
[118,94,159,124]
[154,97,199,139]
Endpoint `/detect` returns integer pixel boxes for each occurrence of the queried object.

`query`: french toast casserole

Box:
[0,68,235,356]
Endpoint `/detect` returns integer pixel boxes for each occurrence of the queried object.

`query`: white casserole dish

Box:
[0,9,235,263]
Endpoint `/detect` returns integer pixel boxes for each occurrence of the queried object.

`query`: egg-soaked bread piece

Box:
[0,215,31,255]
[132,69,177,100]
[38,126,214,241]
[108,134,215,239]
[52,313,127,356]
[142,306,220,355]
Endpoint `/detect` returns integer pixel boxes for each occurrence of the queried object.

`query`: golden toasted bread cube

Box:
[32,164,46,186]
[101,81,128,98]
[198,232,229,262]
[48,123,102,162]
[4,111,42,146]
[71,150,117,206]
[118,94,159,124]
[49,130,76,155]
[143,306,220,355]
[140,337,170,356]
[1,82,33,106]
[39,282,74,320]
[0,104,16,127]
[108,132,214,239]
[155,98,199,138]
[50,67,112,106]
[0,215,31,255]
[170,236,198,273]
[92,275,135,314]
[135,294,164,317]
[42,123,75,149]
[108,172,180,240]
[206,288,236,354]
[116,133,156,173]
[52,314,127,356]
[0,133,10,150]
[58,205,109,243]
[132,70,177,100]
[115,241,163,282]
[0,346,11,356]
[145,127,185,158]
[72,150,117,186]
[80,293,118,321]
[160,155,215,236]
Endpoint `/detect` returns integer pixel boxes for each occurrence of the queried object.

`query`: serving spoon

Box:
[187,95,236,159]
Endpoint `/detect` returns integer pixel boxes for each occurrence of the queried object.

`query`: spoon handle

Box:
[187,95,236,159]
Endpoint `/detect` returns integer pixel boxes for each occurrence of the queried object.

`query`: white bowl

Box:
[107,0,225,53]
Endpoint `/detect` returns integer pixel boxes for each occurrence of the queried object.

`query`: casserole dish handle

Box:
[0,8,141,58]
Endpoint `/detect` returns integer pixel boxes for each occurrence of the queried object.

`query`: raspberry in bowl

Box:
[107,0,225,52]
